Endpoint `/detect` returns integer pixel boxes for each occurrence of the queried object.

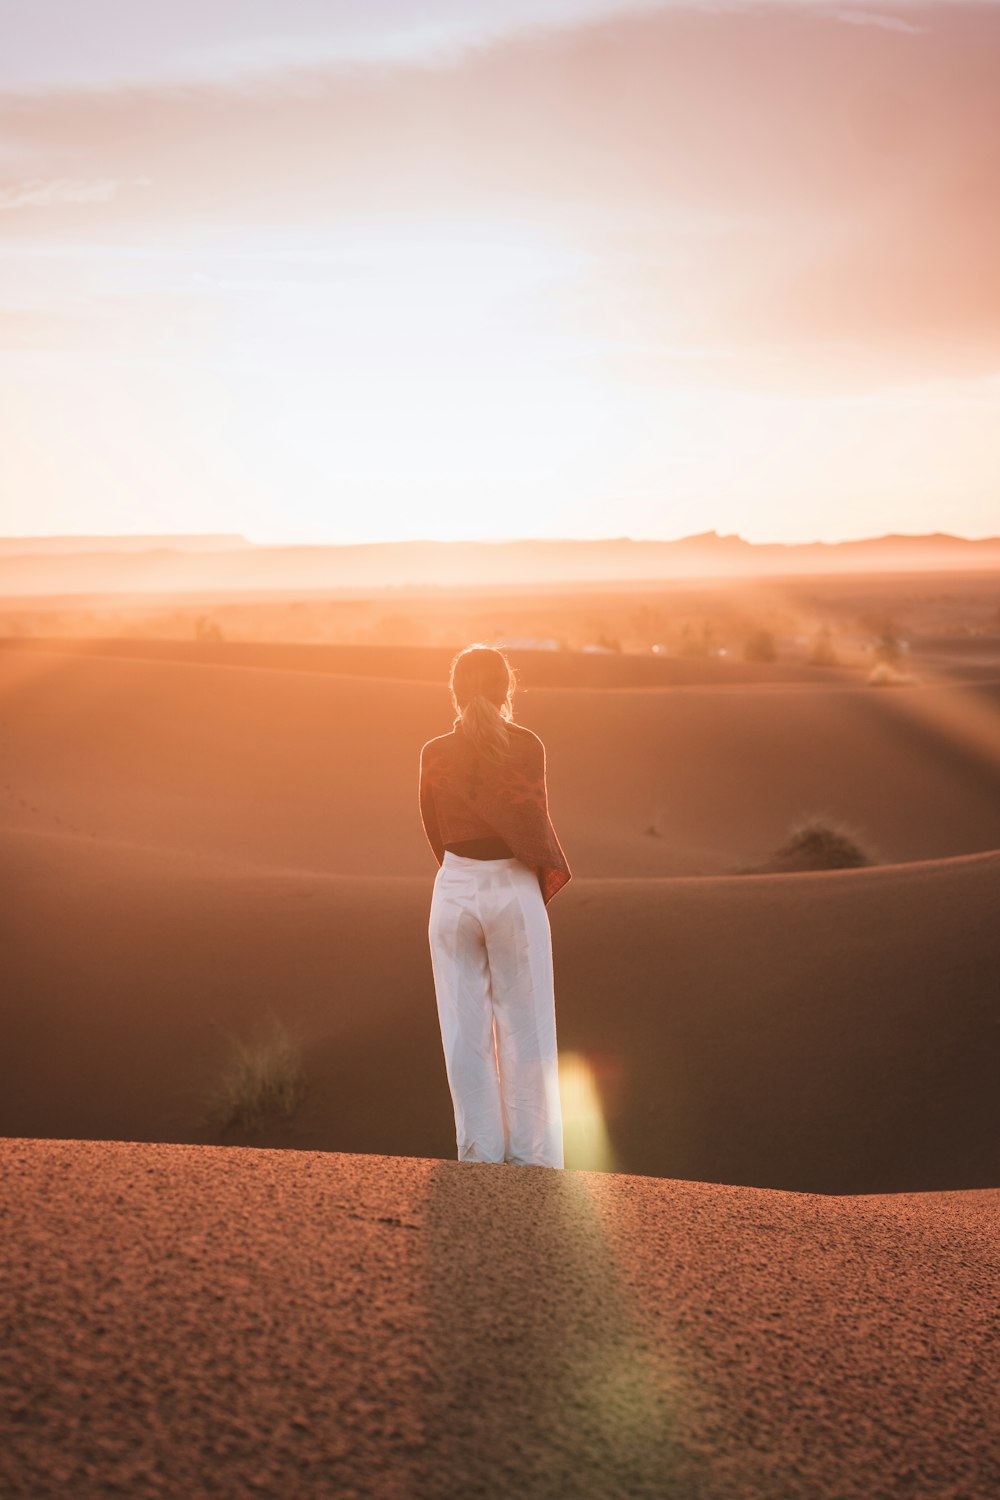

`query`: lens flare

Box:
[558,1051,618,1173]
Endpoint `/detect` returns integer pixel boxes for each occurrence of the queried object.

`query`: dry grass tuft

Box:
[774,815,875,870]
[204,1014,306,1132]
[736,814,879,875]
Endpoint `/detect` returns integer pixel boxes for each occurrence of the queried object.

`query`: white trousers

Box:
[428,851,564,1168]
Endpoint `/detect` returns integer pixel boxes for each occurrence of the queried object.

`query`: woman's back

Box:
[419,721,571,905]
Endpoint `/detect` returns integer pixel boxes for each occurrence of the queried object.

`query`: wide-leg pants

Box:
[428,851,564,1168]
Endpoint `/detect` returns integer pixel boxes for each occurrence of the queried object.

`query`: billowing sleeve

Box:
[525,733,553,832]
[419,746,445,866]
[524,733,572,906]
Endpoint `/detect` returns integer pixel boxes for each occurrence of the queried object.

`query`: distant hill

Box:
[0,534,249,557]
[1,529,999,596]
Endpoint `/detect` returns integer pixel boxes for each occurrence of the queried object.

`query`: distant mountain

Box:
[1,530,999,597]
[0,534,250,556]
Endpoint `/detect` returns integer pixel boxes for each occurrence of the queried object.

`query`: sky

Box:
[1,0,999,546]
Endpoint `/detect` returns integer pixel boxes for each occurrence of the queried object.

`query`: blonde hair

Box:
[450,643,516,764]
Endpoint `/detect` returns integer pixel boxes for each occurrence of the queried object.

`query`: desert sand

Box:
[2,1139,997,1498]
[2,623,998,1496]
[2,637,999,1193]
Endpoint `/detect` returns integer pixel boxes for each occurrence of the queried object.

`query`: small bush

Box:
[194,615,224,642]
[774,816,874,870]
[204,1014,306,1132]
[807,624,838,666]
[679,620,719,658]
[873,624,903,664]
[743,628,776,662]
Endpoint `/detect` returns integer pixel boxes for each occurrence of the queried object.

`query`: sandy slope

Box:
[4,820,998,1193]
[3,641,998,1190]
[3,642,1000,876]
[3,640,997,1495]
[2,1139,996,1500]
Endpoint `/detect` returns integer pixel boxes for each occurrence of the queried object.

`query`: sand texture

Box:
[3,1139,997,1500]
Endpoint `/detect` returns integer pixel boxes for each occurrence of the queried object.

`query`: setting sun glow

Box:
[2,0,999,546]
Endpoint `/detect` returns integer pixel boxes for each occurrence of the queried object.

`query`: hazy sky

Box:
[1,0,999,545]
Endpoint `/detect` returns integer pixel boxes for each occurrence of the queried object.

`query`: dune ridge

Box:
[4,643,1000,878]
[3,639,995,1200]
[3,637,998,1189]
[4,817,998,1193]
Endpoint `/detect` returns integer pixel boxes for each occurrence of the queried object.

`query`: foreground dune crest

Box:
[2,1139,996,1499]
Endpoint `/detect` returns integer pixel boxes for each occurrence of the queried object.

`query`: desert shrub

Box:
[743,628,776,662]
[775,816,874,870]
[872,623,903,664]
[629,604,668,646]
[194,615,224,642]
[679,620,719,658]
[204,1014,306,1131]
[807,624,838,666]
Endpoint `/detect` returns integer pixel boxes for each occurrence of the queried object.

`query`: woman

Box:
[419,644,572,1168]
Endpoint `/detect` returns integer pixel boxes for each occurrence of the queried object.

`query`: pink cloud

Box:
[0,175,151,209]
[0,4,997,380]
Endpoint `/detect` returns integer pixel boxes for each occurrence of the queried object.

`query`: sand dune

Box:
[3,639,998,1191]
[2,1139,997,1499]
[3,641,1000,878]
[0,633,859,685]
[4,817,998,1192]
[3,629,997,1494]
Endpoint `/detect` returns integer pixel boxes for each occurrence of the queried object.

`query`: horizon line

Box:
[3,528,1000,550]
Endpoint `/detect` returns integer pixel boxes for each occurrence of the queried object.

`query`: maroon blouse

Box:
[418,722,572,905]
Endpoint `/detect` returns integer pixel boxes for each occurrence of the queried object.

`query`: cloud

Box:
[0,1,673,93]
[0,4,960,96]
[0,175,151,209]
[829,9,927,34]
[0,3,998,385]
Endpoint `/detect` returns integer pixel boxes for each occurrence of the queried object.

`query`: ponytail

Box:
[449,643,517,764]
[459,693,512,764]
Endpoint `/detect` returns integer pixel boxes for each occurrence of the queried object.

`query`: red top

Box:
[419,722,572,905]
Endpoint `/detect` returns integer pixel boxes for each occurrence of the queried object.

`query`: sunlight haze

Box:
[1,0,999,544]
